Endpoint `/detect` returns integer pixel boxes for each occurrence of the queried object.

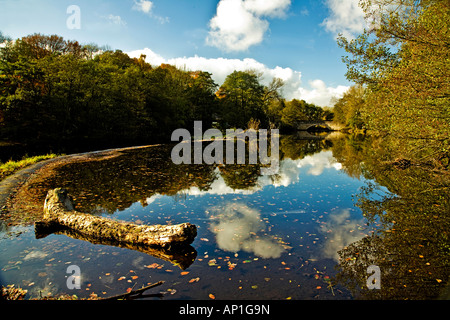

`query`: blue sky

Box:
[0,0,367,107]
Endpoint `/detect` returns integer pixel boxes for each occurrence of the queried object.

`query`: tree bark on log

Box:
[39,188,197,248]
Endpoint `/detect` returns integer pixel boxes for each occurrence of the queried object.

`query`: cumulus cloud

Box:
[126,48,347,107]
[207,0,291,52]
[322,0,366,39]
[127,47,301,92]
[133,0,153,14]
[243,0,291,17]
[295,79,348,107]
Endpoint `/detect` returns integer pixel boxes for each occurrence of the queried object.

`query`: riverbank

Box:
[0,144,160,227]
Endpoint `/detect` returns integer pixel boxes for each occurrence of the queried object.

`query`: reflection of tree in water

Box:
[280,135,333,161]
[332,135,450,299]
[218,164,261,190]
[30,135,339,216]
[31,145,218,214]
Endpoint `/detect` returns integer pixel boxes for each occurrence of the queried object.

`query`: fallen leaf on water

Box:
[189,277,200,283]
[251,285,258,289]
[209,294,216,300]
[180,272,189,276]
[126,288,132,293]
[131,276,138,280]
[316,286,322,290]
[167,289,177,295]
[118,276,126,281]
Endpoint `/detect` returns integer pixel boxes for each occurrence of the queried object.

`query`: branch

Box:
[101,281,166,301]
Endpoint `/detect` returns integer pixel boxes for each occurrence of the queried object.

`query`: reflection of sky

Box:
[318,209,366,261]
[145,150,343,202]
[208,203,286,259]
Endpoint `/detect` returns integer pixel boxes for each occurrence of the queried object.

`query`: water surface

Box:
[1,134,448,300]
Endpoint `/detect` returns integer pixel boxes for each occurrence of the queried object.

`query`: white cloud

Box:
[243,0,291,17]
[133,0,153,14]
[206,0,291,52]
[132,0,169,24]
[322,0,366,39]
[126,48,346,107]
[103,14,127,27]
[295,79,348,107]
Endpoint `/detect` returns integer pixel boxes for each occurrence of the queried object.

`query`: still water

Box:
[0,134,448,300]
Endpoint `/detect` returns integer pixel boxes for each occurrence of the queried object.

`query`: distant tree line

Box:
[0,32,332,152]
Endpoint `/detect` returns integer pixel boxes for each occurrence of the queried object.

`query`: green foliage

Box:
[0,153,59,180]
[336,0,450,164]
[1,32,333,152]
[280,99,325,130]
[0,33,219,148]
[217,70,267,128]
[333,85,366,130]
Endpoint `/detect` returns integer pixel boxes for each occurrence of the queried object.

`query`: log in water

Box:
[38,188,197,247]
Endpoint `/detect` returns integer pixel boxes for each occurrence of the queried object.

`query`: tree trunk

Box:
[39,188,197,248]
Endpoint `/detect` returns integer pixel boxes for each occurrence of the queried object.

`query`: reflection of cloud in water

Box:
[144,151,342,203]
[277,150,342,185]
[319,209,366,261]
[208,203,286,259]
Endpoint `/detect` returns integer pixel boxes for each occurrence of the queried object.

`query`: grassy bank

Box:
[0,154,60,181]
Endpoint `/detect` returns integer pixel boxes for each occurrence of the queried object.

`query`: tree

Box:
[218,70,267,128]
[337,0,449,165]
[280,99,325,130]
[333,85,366,130]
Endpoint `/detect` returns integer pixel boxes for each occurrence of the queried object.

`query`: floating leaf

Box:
[189,277,200,283]
[118,276,126,281]
[180,271,190,276]
[209,293,216,300]
[131,275,138,280]
[251,285,258,289]
[208,259,217,266]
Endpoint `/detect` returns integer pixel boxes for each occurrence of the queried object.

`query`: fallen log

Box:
[35,224,197,270]
[39,188,197,248]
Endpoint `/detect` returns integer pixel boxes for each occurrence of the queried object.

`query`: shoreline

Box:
[0,144,161,227]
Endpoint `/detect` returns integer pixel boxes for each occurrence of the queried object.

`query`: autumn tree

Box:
[337,0,450,166]
[333,85,366,130]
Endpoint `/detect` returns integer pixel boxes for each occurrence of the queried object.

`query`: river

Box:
[0,133,448,300]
